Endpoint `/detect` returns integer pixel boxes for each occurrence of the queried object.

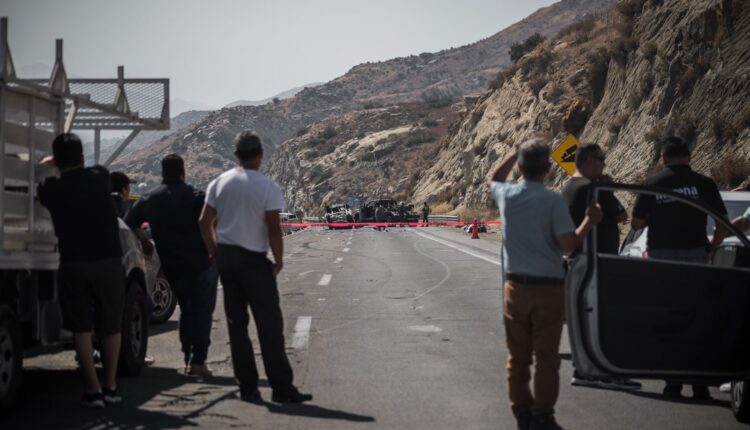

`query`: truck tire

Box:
[118,283,148,376]
[150,272,176,324]
[732,380,750,423]
[0,306,22,412]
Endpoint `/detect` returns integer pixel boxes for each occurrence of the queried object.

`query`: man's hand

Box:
[586,203,603,224]
[39,156,56,167]
[272,261,283,277]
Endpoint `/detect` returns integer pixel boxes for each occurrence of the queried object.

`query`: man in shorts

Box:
[38,133,125,408]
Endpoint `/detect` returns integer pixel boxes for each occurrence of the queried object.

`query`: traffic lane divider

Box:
[280,221,502,228]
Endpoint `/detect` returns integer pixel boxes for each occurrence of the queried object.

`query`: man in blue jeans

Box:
[126,154,218,377]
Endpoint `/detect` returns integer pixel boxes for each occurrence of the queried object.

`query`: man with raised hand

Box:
[489,138,601,430]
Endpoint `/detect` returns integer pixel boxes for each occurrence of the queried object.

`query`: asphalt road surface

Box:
[3,227,745,429]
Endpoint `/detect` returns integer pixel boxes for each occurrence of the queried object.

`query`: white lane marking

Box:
[291,316,312,350]
[408,325,442,333]
[317,274,333,286]
[342,248,350,253]
[346,241,352,246]
[411,230,501,267]
[335,257,343,263]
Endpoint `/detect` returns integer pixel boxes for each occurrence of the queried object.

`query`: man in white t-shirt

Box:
[199,131,312,404]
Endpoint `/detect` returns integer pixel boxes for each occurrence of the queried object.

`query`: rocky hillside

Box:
[114,0,617,192]
[413,0,750,212]
[267,103,462,215]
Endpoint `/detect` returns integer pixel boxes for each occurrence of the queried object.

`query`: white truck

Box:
[0,17,169,411]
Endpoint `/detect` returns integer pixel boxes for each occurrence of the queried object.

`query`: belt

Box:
[505,273,564,285]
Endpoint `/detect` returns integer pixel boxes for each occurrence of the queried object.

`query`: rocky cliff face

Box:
[266,103,461,214]
[114,0,617,193]
[413,0,750,212]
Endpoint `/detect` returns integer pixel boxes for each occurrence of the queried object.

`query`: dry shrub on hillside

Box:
[617,0,647,19]
[710,155,750,189]
[521,48,554,79]
[546,83,565,103]
[529,77,548,95]
[738,106,750,129]
[562,98,591,136]
[509,33,546,63]
[670,112,697,144]
[610,36,639,66]
[489,63,519,90]
[644,123,667,142]
[677,56,710,96]
[711,115,739,142]
[587,48,611,105]
[559,15,597,44]
[608,113,629,134]
[640,42,658,63]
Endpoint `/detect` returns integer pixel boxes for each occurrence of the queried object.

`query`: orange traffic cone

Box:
[471,219,480,239]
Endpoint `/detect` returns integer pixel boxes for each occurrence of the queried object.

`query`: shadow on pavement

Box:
[266,402,376,422]
[149,320,179,336]
[621,389,731,408]
[1,366,237,429]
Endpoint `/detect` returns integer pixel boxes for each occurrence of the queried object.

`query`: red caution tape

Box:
[280,221,501,228]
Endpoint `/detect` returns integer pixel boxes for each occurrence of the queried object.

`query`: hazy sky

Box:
[1,0,555,112]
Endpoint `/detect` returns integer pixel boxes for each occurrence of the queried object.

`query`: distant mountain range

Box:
[224,83,324,108]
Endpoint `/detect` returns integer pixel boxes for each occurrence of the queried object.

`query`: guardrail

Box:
[428,214,460,222]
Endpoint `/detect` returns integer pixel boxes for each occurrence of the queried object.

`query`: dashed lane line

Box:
[411,230,501,267]
[335,257,343,263]
[291,316,312,350]
[342,248,350,253]
[318,274,333,286]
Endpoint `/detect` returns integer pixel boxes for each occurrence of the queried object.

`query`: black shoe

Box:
[240,390,263,405]
[517,410,532,430]
[102,385,122,404]
[663,383,683,398]
[692,385,712,400]
[530,414,563,430]
[271,388,313,403]
[80,391,105,409]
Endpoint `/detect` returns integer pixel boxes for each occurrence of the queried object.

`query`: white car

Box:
[620,191,750,260]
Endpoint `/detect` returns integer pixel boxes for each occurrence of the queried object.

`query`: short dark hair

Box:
[575,143,602,168]
[161,154,185,180]
[52,133,83,169]
[517,138,551,178]
[235,131,263,160]
[661,136,691,158]
[110,171,131,193]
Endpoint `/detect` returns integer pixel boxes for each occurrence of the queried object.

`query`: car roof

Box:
[720,191,750,202]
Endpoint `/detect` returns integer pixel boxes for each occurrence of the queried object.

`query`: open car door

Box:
[567,183,750,387]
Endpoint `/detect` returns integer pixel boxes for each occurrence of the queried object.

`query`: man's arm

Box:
[488,147,518,184]
[266,210,284,277]
[199,204,218,261]
[557,204,603,254]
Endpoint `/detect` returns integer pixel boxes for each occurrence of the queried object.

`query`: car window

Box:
[706,200,750,236]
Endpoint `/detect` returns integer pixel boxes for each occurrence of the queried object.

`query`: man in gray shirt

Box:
[489,138,601,430]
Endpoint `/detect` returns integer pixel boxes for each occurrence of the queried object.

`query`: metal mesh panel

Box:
[69,80,166,120]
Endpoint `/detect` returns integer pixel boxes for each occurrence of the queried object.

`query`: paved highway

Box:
[5,227,744,429]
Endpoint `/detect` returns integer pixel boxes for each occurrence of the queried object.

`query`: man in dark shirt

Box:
[631,136,728,400]
[562,143,641,392]
[110,171,132,218]
[38,133,125,408]
[126,154,218,377]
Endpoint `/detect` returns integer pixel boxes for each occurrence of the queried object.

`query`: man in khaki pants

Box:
[489,138,601,430]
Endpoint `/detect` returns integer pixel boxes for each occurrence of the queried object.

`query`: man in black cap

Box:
[126,154,218,377]
[632,136,728,400]
[199,131,312,404]
[110,171,132,218]
[38,133,125,408]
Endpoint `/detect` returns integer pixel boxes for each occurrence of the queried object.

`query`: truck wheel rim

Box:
[151,278,171,316]
[0,327,13,396]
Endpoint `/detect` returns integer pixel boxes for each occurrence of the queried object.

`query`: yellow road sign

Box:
[551,134,580,176]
